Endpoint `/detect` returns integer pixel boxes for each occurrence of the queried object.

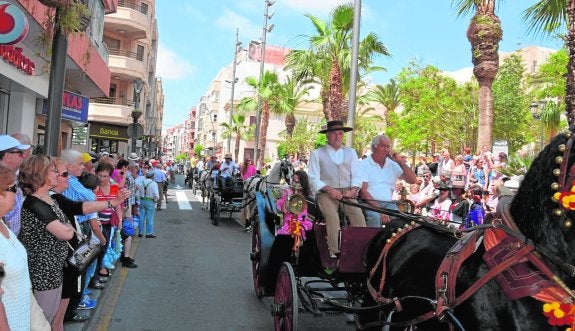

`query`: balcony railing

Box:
[91,97,135,107]
[108,48,144,61]
[118,0,149,15]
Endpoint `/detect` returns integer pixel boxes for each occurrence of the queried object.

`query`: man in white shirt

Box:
[359,135,417,227]
[219,153,239,190]
[308,120,366,257]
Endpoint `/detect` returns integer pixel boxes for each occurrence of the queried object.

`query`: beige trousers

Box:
[316,190,366,255]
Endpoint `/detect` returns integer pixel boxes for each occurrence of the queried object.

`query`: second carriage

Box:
[208,175,244,226]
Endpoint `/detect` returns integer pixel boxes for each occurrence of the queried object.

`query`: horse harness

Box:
[366,203,575,328]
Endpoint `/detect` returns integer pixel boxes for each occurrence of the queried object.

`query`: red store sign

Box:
[0,1,35,75]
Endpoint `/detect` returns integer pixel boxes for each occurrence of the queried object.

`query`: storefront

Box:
[0,1,49,141]
[89,122,129,156]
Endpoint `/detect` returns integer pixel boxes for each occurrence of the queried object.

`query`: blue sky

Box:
[154,0,563,129]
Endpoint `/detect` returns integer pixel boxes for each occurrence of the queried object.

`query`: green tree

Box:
[453,0,503,151]
[286,3,389,121]
[194,144,203,158]
[275,77,313,137]
[523,0,575,124]
[394,63,478,154]
[491,53,532,152]
[221,113,253,161]
[365,79,400,137]
[175,153,188,163]
[278,120,323,158]
[353,115,379,156]
[243,71,280,165]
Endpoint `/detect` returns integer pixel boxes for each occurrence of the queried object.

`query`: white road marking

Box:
[176,191,193,210]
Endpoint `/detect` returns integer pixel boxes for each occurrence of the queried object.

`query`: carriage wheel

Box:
[211,196,220,226]
[271,262,298,331]
[251,217,265,299]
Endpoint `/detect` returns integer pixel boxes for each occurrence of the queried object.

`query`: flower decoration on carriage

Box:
[542,301,575,330]
[553,183,575,211]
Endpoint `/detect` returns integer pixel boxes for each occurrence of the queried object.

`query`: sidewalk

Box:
[64,182,176,330]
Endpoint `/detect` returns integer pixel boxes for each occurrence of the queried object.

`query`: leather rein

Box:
[341,197,575,329]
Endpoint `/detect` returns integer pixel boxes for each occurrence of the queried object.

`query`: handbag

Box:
[67,233,102,272]
[122,218,135,236]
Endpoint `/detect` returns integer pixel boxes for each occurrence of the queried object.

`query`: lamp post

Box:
[227,28,241,153]
[253,0,275,167]
[530,100,547,151]
[346,0,362,148]
[131,79,144,154]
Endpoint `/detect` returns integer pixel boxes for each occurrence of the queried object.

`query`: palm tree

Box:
[275,77,314,137]
[242,71,280,165]
[287,3,389,121]
[221,114,253,161]
[523,0,575,126]
[365,79,400,133]
[453,0,503,151]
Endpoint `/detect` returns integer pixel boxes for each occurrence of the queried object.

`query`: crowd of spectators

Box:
[0,133,172,329]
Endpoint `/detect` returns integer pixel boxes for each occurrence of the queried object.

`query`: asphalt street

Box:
[63,174,352,331]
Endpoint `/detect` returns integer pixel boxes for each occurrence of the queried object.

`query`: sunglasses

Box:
[6,184,17,193]
[6,150,23,156]
[59,171,69,178]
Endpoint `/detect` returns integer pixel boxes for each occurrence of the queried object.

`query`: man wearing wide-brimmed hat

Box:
[308,120,366,258]
[218,153,238,190]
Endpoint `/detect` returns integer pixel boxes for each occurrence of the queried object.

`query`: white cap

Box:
[0,135,30,152]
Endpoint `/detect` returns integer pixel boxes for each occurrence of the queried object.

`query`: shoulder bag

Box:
[67,229,102,272]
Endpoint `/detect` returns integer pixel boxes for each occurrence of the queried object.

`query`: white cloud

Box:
[156,44,195,80]
[215,8,260,38]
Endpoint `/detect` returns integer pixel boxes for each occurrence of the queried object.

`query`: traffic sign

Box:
[127,123,144,139]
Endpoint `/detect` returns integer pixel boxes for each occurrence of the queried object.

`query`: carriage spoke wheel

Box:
[210,196,220,226]
[250,218,264,299]
[271,262,298,331]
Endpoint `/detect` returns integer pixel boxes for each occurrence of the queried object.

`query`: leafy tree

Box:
[393,63,478,155]
[491,53,532,152]
[221,113,253,161]
[453,0,503,150]
[175,153,188,163]
[523,0,575,125]
[365,79,400,137]
[194,144,203,158]
[243,71,280,165]
[352,115,379,157]
[274,77,314,137]
[278,120,323,159]
[286,3,389,121]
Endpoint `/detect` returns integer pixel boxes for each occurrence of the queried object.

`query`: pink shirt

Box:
[241,165,257,180]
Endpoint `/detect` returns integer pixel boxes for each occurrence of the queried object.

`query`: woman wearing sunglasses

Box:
[0,164,38,330]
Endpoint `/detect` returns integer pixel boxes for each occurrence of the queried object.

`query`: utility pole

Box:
[253,0,274,167]
[44,7,68,156]
[346,0,361,148]
[227,28,240,153]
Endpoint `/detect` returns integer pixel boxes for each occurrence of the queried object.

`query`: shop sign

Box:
[0,44,35,75]
[42,91,89,122]
[89,122,128,141]
[0,1,29,45]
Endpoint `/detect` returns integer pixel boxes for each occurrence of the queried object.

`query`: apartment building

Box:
[89,0,162,158]
[0,0,115,150]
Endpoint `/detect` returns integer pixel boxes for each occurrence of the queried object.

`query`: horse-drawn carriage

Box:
[208,175,244,226]
[249,133,575,331]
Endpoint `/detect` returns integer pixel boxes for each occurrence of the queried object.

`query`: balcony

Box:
[105,0,150,40]
[89,102,139,126]
[107,48,146,81]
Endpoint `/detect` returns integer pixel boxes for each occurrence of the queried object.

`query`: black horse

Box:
[360,132,575,330]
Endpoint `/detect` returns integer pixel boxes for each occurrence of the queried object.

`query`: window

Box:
[103,36,120,50]
[212,114,217,122]
[109,84,117,98]
[249,116,256,125]
[140,2,148,14]
[136,45,144,61]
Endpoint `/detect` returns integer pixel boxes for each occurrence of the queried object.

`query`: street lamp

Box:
[131,79,144,154]
[530,100,547,151]
[253,0,275,167]
[227,28,241,154]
